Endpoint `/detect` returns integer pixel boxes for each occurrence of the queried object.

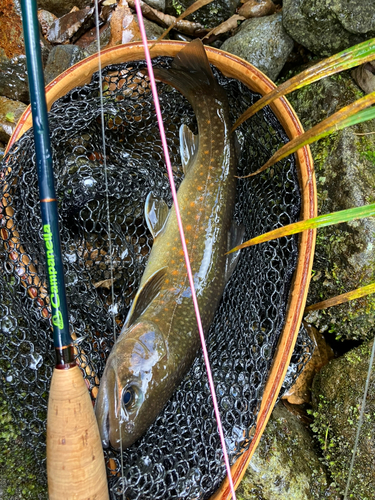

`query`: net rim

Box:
[4,40,317,499]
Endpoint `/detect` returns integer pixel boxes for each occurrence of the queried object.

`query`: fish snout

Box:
[94,367,112,448]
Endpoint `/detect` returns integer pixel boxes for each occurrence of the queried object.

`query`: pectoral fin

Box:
[124,267,168,328]
[180,124,198,175]
[225,223,245,284]
[145,193,169,239]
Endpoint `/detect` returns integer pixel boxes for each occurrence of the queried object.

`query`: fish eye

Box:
[122,387,135,409]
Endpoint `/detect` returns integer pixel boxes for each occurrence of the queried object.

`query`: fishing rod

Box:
[19,1,109,498]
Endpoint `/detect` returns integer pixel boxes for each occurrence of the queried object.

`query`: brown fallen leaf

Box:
[352,61,375,95]
[107,0,142,46]
[37,9,58,37]
[282,323,334,405]
[127,0,209,38]
[93,278,114,289]
[202,14,245,40]
[237,0,277,18]
[46,6,95,44]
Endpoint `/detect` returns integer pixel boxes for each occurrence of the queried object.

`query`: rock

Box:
[80,24,112,57]
[282,0,375,56]
[311,340,375,498]
[0,0,51,103]
[144,0,166,12]
[165,0,238,28]
[236,402,339,499]
[44,45,85,85]
[237,0,277,20]
[0,96,27,143]
[287,72,375,342]
[134,15,166,40]
[0,0,28,102]
[352,62,375,95]
[36,0,89,18]
[220,13,294,81]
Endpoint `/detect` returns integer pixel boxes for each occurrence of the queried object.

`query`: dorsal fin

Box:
[124,267,167,328]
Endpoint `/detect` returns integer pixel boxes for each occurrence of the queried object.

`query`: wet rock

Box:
[237,0,277,20]
[0,0,28,102]
[311,340,375,498]
[0,96,27,143]
[79,24,112,57]
[237,402,339,499]
[220,13,294,81]
[287,72,375,342]
[165,0,238,28]
[37,0,89,18]
[44,45,85,85]
[0,0,51,103]
[282,0,375,57]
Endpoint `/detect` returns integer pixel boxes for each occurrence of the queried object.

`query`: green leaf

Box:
[232,37,375,131]
[5,112,15,123]
[227,203,375,252]
[239,91,375,178]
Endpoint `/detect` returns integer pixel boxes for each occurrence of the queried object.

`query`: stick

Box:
[19,1,109,498]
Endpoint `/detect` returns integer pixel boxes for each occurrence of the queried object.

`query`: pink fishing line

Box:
[133,3,237,499]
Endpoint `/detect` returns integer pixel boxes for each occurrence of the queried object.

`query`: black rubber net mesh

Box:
[0,56,313,499]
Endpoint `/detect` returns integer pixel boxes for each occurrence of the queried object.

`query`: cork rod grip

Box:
[47,365,109,499]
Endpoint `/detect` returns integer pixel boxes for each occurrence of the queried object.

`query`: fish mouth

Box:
[94,373,111,448]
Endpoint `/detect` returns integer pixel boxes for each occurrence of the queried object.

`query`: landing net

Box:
[0,57,312,499]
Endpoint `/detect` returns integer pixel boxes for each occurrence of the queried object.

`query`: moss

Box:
[236,404,339,499]
[0,400,47,499]
[288,72,375,341]
[171,0,184,16]
[311,342,375,498]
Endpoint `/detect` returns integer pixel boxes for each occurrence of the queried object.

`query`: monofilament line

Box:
[133,4,237,498]
[94,1,126,497]
[344,337,375,500]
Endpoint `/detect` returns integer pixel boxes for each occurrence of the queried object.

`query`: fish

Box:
[95,39,243,449]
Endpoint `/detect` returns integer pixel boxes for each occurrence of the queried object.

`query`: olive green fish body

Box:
[95,39,239,449]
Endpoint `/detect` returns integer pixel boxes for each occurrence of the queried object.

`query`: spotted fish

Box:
[95,39,242,449]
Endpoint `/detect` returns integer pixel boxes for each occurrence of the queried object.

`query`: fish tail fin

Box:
[153,39,219,101]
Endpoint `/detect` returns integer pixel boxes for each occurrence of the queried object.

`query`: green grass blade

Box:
[232,37,375,131]
[227,204,375,253]
[239,92,375,179]
[305,282,375,312]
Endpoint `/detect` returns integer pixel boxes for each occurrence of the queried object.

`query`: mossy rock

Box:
[311,340,375,498]
[0,400,47,499]
[288,72,375,342]
[236,403,339,500]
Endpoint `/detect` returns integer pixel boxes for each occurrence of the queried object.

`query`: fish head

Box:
[95,320,169,449]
